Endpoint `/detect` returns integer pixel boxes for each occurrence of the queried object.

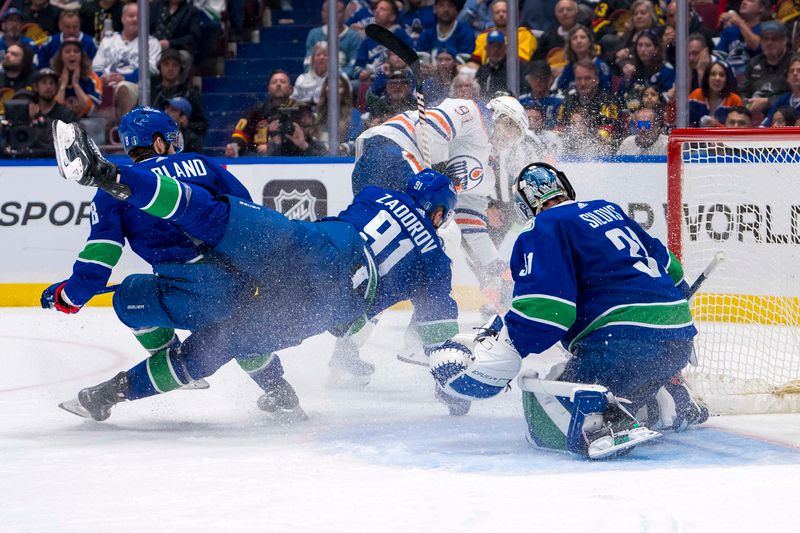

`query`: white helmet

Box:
[487,95,528,138]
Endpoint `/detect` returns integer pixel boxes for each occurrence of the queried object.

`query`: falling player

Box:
[52,119,459,423]
[43,107,309,422]
[428,162,708,459]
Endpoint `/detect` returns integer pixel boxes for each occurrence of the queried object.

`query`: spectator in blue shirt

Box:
[0,8,38,54]
[416,0,475,64]
[305,1,363,79]
[38,10,98,69]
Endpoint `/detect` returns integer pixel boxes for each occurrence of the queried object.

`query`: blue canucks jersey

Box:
[61,152,251,307]
[505,199,696,358]
[335,186,459,346]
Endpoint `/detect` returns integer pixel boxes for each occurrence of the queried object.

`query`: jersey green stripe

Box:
[569,301,693,350]
[667,251,685,285]
[77,241,123,269]
[417,320,459,346]
[236,353,274,374]
[143,174,181,219]
[146,351,183,393]
[512,296,576,329]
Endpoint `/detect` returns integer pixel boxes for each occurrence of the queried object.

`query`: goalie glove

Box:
[429,315,522,401]
[53,120,129,200]
[41,281,82,314]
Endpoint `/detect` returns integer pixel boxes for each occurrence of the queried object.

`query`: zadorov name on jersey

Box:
[376,193,438,253]
[684,203,800,243]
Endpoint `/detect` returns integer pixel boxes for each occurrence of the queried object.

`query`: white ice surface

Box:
[1,308,799,532]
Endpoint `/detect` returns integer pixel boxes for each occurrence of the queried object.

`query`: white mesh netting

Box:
[676,137,800,414]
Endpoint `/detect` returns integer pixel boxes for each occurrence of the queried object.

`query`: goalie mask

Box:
[119,106,184,155]
[514,162,576,220]
[406,169,457,228]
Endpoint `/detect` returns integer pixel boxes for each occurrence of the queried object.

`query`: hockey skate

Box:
[59,372,129,421]
[434,386,471,416]
[52,120,129,199]
[327,344,375,388]
[583,401,661,460]
[256,377,308,424]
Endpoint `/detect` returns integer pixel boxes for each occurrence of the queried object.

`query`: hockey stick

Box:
[364,24,431,167]
[96,284,120,295]
[687,251,725,299]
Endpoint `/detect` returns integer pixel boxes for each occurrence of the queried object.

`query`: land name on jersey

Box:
[375,193,438,254]
[148,159,209,180]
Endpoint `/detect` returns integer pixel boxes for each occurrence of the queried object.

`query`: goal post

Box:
[668,128,800,414]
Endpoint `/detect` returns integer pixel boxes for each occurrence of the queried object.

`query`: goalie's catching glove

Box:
[52,120,129,200]
[41,281,82,314]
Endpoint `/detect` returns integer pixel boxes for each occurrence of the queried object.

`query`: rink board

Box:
[0,156,668,306]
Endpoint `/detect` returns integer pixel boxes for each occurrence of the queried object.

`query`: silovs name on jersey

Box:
[375,192,438,254]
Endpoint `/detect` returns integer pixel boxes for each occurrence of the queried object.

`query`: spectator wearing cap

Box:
[163,96,203,153]
[367,50,413,104]
[32,67,77,123]
[761,54,800,126]
[354,0,413,84]
[532,0,580,62]
[0,43,35,92]
[716,0,769,79]
[150,48,207,143]
[555,25,612,96]
[368,69,416,124]
[475,29,527,98]
[469,0,536,66]
[149,0,203,75]
[0,8,38,53]
[416,0,474,64]
[92,2,161,121]
[422,46,461,105]
[79,0,123,45]
[305,1,362,80]
[38,10,98,69]
[519,60,562,129]
[616,107,668,156]
[741,20,792,114]
[23,0,62,40]
[292,41,328,105]
[52,40,102,119]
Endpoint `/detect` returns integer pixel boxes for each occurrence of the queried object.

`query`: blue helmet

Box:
[118,106,184,155]
[514,162,576,220]
[406,169,457,227]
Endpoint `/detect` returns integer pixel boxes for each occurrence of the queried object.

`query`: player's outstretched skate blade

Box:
[257,377,309,425]
[59,372,129,421]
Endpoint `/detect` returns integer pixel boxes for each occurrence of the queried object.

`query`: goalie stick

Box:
[364,23,431,167]
[687,251,725,299]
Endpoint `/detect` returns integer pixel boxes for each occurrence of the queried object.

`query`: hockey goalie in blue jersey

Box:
[51,118,459,423]
[429,162,708,459]
[48,107,307,423]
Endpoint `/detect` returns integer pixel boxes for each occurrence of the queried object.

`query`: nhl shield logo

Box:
[445,155,484,192]
[263,180,328,221]
[274,189,317,221]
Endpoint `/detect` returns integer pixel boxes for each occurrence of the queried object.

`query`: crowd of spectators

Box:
[4,0,800,159]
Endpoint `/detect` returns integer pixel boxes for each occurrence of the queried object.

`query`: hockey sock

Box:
[237,353,284,390]
[117,166,229,246]
[126,347,195,400]
[133,327,177,356]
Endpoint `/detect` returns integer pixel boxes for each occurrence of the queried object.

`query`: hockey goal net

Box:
[668,128,800,414]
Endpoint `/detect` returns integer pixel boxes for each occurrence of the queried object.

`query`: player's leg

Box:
[236,353,308,424]
[133,326,210,390]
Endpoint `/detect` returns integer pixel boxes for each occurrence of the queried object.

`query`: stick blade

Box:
[365,24,419,67]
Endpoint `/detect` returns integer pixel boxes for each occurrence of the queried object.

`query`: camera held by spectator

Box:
[1,95,49,158]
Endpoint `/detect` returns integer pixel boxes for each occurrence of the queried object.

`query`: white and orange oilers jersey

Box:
[356,98,497,198]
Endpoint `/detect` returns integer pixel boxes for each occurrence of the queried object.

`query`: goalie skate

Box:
[586,425,661,460]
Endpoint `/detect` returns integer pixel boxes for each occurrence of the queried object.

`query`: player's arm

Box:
[41,193,125,314]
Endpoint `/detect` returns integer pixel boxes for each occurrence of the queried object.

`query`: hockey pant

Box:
[522,336,693,453]
[351,135,422,195]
